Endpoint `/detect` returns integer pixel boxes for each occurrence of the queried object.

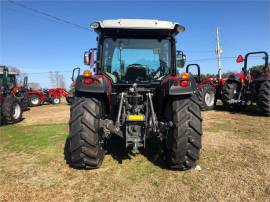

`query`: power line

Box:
[186,55,263,63]
[7,0,90,31]
[183,50,214,53]
[27,70,72,75]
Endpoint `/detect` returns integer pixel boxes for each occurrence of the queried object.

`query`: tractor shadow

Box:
[214,104,265,117]
[105,136,167,169]
[105,136,133,164]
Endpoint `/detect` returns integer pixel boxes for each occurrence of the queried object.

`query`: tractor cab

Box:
[83,19,186,87]
[0,67,18,90]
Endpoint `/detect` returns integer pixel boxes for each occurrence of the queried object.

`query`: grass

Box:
[0,106,269,201]
[0,123,68,153]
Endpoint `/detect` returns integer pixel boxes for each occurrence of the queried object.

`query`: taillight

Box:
[83,78,94,85]
[179,80,190,87]
[83,78,99,85]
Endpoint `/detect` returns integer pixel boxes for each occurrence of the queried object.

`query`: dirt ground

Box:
[19,102,70,126]
[0,104,269,202]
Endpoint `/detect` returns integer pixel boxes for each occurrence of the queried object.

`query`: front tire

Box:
[197,84,215,111]
[257,80,270,116]
[52,97,61,104]
[64,96,105,169]
[29,94,41,107]
[164,95,202,170]
[66,96,73,105]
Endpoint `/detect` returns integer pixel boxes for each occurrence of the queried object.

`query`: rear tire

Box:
[222,82,238,105]
[257,80,270,116]
[222,82,245,111]
[29,94,41,107]
[164,95,202,170]
[2,95,23,124]
[64,96,105,169]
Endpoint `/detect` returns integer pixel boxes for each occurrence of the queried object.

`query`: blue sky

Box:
[1,0,269,88]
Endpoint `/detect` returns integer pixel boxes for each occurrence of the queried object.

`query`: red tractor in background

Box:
[0,66,29,112]
[0,67,24,125]
[28,87,69,107]
[222,51,270,116]
[200,74,227,106]
[186,64,215,110]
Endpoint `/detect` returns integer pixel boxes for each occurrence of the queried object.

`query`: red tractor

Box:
[186,64,215,110]
[28,87,69,107]
[0,67,29,112]
[0,67,23,125]
[64,19,202,170]
[222,51,270,115]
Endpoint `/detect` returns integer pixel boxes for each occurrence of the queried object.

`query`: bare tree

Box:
[58,74,66,89]
[49,71,66,89]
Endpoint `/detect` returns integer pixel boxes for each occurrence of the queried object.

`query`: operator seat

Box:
[125,64,148,82]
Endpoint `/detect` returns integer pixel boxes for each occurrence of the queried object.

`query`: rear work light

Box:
[180,72,189,80]
[83,70,92,78]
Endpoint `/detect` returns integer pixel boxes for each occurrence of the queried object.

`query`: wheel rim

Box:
[31,98,39,105]
[205,92,215,107]
[12,103,21,120]
[54,98,60,104]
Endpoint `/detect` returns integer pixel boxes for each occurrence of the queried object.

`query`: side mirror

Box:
[84,51,91,65]
[84,49,96,66]
[176,51,186,68]
[236,55,244,63]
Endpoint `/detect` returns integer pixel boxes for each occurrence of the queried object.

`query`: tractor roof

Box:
[91,19,185,35]
[0,67,18,75]
[0,71,18,75]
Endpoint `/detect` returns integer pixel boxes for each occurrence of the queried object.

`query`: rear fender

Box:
[226,73,244,83]
[252,72,270,82]
[75,74,112,113]
[75,74,111,95]
[161,75,196,96]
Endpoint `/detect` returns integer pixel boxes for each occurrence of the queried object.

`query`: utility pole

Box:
[216,27,223,80]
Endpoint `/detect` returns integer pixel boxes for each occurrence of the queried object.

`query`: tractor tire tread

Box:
[64,96,105,169]
[164,95,202,170]
[257,80,270,116]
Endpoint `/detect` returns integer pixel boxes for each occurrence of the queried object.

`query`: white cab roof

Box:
[95,19,183,30]
[0,71,18,75]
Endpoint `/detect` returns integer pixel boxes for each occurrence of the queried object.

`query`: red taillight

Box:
[83,78,99,85]
[179,80,189,87]
[83,78,94,85]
